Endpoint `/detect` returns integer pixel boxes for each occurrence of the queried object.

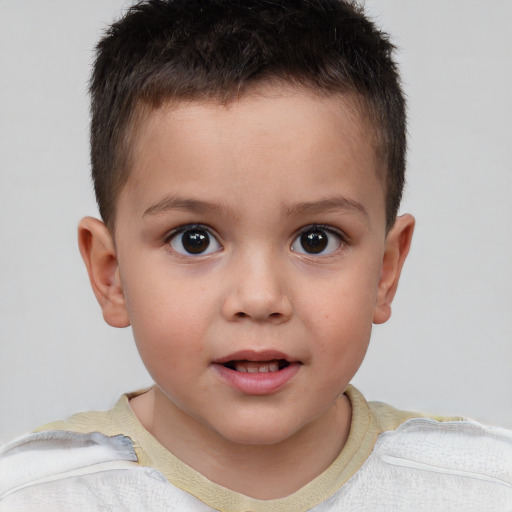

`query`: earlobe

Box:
[77,217,130,328]
[373,214,415,325]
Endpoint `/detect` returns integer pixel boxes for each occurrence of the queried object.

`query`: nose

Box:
[221,250,293,324]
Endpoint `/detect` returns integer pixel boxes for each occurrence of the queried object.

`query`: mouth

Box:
[221,359,291,373]
[212,350,301,394]
[213,350,298,372]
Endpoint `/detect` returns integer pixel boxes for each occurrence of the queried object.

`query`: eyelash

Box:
[165,224,223,257]
[291,224,347,256]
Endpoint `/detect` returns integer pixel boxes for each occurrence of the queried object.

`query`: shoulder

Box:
[33,391,145,435]
[345,385,464,434]
[0,430,212,511]
[373,415,512,478]
[364,390,512,479]
[0,391,215,511]
[360,417,512,510]
[367,397,465,431]
[328,387,512,511]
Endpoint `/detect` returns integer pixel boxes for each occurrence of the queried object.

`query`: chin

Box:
[213,417,304,447]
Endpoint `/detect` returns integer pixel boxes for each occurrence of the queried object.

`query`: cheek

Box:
[314,309,372,370]
[120,266,217,364]
[301,263,380,366]
[310,305,372,398]
[305,262,380,326]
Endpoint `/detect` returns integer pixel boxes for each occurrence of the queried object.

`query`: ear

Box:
[77,217,130,328]
[373,214,415,324]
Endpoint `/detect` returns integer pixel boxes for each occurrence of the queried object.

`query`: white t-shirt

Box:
[1,385,511,511]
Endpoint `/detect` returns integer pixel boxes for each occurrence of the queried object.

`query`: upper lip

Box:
[213,350,298,364]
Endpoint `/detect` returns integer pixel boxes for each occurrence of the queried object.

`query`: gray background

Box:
[1,0,511,442]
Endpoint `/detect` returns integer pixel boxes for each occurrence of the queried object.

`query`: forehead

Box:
[128,83,380,162]
[119,85,386,227]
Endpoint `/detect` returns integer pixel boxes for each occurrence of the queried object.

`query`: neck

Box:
[130,387,352,500]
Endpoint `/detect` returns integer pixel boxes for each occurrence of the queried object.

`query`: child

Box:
[1,0,511,510]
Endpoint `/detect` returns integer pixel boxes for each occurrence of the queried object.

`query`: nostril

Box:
[235,311,283,320]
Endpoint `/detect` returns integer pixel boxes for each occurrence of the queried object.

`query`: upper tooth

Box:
[269,362,279,372]
[233,361,281,373]
[235,363,248,372]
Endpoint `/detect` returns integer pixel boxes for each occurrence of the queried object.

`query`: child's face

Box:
[83,85,413,446]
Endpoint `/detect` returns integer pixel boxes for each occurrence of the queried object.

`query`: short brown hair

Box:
[90,0,406,230]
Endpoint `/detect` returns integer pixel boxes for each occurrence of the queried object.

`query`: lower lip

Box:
[212,362,301,395]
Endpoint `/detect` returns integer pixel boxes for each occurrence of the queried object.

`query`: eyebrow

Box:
[143,196,231,217]
[143,194,368,221]
[281,196,369,219]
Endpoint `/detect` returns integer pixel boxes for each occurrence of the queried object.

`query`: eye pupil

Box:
[300,230,328,254]
[182,230,210,254]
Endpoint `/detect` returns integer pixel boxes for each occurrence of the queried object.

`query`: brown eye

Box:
[291,227,342,255]
[300,230,328,253]
[182,229,209,253]
[170,227,221,255]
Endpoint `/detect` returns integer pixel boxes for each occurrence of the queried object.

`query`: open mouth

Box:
[222,359,291,373]
[213,353,301,394]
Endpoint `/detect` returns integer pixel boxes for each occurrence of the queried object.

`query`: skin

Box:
[78,84,414,499]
